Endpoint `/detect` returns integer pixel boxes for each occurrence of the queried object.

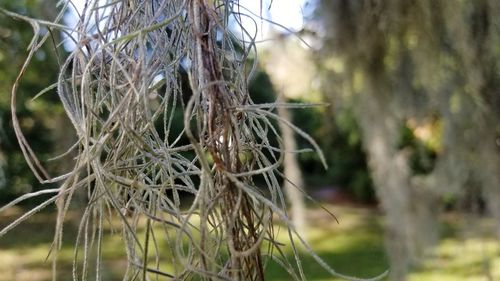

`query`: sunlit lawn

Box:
[0,205,498,281]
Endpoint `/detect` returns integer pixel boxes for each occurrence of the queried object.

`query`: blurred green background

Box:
[0,0,499,280]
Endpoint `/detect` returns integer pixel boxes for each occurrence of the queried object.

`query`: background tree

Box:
[312,0,500,280]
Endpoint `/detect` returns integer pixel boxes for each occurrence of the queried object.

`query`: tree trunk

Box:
[277,103,307,238]
[354,92,412,281]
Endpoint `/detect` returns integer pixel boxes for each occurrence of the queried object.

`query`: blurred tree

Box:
[261,34,376,203]
[276,98,307,238]
[312,0,500,280]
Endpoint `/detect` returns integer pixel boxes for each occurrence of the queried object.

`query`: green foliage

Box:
[289,100,375,202]
[249,69,277,104]
[397,125,437,175]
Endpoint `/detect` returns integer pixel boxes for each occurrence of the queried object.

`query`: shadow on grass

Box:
[0,208,80,249]
[264,241,388,281]
[0,205,389,281]
[265,208,389,281]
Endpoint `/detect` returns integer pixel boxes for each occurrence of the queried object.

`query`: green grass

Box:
[0,206,498,281]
